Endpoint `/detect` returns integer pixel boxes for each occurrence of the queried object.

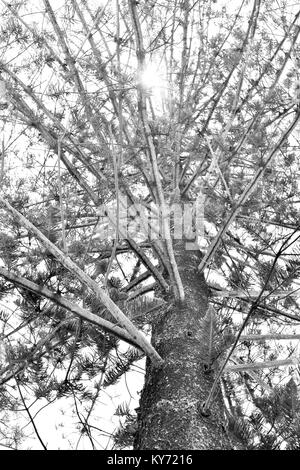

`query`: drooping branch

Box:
[0,266,140,348]
[0,196,163,366]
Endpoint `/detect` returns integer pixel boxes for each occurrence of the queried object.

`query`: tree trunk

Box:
[134,240,237,450]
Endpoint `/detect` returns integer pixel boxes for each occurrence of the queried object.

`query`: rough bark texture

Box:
[134,240,236,450]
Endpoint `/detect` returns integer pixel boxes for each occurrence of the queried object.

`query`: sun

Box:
[138,61,169,112]
[139,63,163,90]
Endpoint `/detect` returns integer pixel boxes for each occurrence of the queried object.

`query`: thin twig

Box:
[15,378,47,450]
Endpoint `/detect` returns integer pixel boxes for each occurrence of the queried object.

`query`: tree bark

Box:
[134,240,236,450]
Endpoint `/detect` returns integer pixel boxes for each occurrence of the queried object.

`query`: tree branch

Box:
[0,266,140,348]
[198,112,300,272]
[0,197,163,366]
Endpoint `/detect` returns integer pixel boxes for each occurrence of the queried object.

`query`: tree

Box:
[0,0,300,450]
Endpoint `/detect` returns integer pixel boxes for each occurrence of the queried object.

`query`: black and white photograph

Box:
[0,0,300,456]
